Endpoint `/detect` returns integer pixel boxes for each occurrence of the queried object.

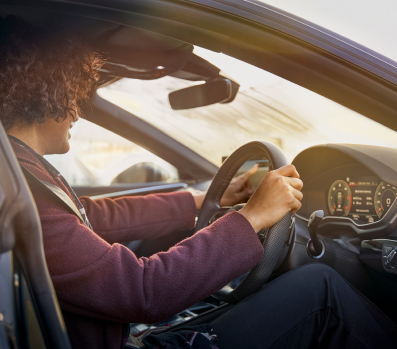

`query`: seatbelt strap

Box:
[20,165,85,224]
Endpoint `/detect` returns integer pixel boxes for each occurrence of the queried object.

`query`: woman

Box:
[1,15,396,349]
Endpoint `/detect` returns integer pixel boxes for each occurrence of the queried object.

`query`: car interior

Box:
[2,1,397,348]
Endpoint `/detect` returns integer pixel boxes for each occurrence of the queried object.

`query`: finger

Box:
[239,163,259,181]
[286,177,303,190]
[230,177,247,193]
[276,164,299,178]
[236,186,253,201]
[291,198,302,214]
[291,188,303,201]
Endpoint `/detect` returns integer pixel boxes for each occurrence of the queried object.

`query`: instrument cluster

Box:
[327,176,397,223]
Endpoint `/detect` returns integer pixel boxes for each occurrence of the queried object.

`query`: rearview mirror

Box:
[169,79,237,110]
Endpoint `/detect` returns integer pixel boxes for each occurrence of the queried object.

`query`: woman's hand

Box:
[191,165,259,210]
[239,165,303,233]
[220,164,259,206]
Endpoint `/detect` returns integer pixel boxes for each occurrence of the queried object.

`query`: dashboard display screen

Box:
[349,177,378,222]
[328,176,397,223]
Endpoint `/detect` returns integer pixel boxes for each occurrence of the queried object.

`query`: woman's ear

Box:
[68,107,80,123]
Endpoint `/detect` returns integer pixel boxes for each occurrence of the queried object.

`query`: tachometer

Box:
[328,180,352,216]
[374,182,397,218]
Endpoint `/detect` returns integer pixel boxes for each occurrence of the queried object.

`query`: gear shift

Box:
[307,210,324,257]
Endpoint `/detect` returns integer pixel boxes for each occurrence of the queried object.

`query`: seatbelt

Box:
[20,165,85,224]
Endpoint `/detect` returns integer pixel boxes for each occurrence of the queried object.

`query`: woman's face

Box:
[40,111,79,155]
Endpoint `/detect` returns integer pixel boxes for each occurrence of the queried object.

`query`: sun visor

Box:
[98,25,194,80]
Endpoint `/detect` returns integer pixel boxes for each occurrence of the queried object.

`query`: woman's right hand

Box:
[239,164,303,233]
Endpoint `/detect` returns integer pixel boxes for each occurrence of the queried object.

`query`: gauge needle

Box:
[377,206,383,213]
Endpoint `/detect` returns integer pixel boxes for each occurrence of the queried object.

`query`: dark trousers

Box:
[210,264,397,349]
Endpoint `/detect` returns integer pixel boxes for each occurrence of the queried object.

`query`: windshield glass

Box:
[98,47,397,167]
[257,0,397,62]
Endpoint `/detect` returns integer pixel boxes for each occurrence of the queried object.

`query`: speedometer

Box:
[374,182,397,218]
[328,180,352,216]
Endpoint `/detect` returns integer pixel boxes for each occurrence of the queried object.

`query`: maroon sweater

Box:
[11,139,264,349]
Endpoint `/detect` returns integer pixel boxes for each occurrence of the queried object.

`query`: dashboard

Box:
[292,144,397,236]
[290,162,397,225]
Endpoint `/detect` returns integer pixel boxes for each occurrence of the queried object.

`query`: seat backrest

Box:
[0,121,72,349]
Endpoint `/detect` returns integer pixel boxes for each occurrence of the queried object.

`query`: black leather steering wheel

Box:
[195,141,293,304]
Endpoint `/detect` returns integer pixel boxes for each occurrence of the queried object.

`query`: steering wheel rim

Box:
[195,140,293,304]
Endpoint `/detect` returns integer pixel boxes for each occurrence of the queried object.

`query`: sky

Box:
[258,0,397,62]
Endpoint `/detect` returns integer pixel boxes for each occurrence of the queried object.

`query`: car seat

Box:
[0,121,72,349]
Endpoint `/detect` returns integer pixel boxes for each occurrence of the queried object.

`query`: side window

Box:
[45,119,179,187]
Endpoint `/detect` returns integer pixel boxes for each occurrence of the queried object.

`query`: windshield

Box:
[97,47,397,167]
[257,0,397,62]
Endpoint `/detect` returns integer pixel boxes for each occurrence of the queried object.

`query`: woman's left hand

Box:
[191,164,259,210]
[220,164,259,206]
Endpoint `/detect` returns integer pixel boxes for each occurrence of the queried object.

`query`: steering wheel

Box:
[195,141,293,304]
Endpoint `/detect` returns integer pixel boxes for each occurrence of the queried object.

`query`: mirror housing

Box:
[169,79,239,110]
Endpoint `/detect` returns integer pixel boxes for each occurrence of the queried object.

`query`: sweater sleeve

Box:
[35,185,263,324]
[79,192,197,244]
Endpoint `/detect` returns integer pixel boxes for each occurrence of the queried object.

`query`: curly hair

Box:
[0,16,103,131]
